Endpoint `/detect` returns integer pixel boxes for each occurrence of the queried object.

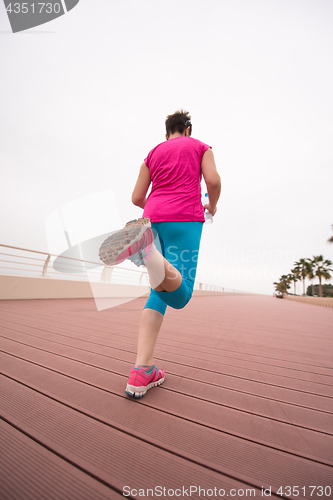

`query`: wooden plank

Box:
[0,317,332,397]
[0,375,264,497]
[0,419,122,500]
[1,328,332,423]
[1,311,332,381]
[1,351,332,466]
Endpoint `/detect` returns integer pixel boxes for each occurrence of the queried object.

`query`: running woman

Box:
[99,110,221,397]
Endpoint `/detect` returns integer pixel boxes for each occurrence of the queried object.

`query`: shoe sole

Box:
[99,217,151,266]
[125,376,165,398]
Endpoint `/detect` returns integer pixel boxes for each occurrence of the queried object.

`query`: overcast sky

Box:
[1,0,332,295]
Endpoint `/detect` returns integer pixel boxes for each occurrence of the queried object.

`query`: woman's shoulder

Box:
[188,137,211,148]
[145,140,168,158]
[144,140,166,167]
[183,137,212,156]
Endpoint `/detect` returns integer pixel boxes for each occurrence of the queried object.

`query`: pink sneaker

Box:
[99,217,155,267]
[125,365,165,398]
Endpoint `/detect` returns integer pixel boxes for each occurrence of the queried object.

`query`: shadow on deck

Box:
[0,295,332,499]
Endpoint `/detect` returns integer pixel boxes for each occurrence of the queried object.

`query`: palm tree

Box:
[308,255,333,297]
[288,269,301,295]
[293,258,312,296]
[273,275,291,296]
[274,282,289,296]
[328,224,333,244]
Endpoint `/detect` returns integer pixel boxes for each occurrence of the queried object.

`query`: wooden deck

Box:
[0,295,332,500]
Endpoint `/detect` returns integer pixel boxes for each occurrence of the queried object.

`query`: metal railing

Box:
[0,243,250,294]
[0,243,150,287]
[193,282,245,293]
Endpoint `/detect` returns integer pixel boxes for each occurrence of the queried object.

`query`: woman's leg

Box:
[135,308,164,365]
[134,222,203,366]
[134,223,178,366]
[144,247,183,291]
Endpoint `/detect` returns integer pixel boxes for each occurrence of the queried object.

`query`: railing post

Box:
[42,255,51,277]
[101,266,113,282]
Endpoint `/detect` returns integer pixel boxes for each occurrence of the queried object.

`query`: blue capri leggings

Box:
[144,221,203,316]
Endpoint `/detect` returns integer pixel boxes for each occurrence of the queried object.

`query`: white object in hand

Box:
[203,193,213,224]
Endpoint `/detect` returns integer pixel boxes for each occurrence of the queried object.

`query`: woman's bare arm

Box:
[201,149,221,215]
[132,162,151,209]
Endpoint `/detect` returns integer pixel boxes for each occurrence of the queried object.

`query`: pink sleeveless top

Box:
[142,136,211,222]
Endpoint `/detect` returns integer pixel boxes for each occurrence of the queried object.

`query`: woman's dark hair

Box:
[165,110,192,137]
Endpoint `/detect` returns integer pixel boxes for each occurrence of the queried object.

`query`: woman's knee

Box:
[154,277,194,310]
[171,291,193,309]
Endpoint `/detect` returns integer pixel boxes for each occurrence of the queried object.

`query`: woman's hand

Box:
[204,203,217,216]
